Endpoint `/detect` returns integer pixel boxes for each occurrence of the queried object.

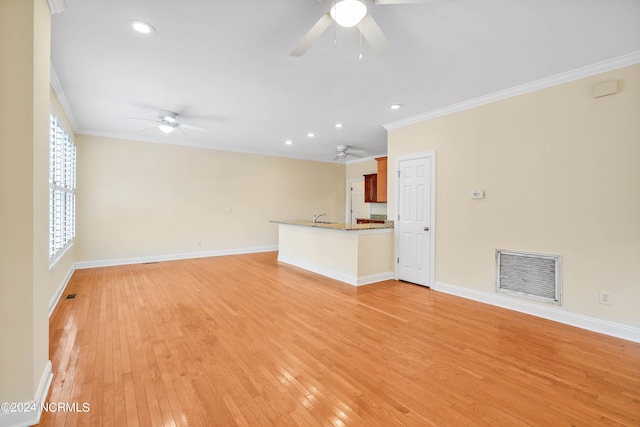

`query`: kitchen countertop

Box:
[270,219,393,231]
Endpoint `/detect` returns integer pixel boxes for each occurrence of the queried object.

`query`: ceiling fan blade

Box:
[290,13,333,57]
[370,0,436,4]
[137,125,158,132]
[125,116,158,123]
[180,123,209,132]
[357,14,391,56]
[348,153,364,158]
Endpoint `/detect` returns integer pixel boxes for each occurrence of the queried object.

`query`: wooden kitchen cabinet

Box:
[375,156,387,203]
[356,219,386,224]
[363,174,377,203]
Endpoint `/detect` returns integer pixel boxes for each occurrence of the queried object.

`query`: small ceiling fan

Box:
[291,0,435,57]
[127,111,208,135]
[333,144,366,160]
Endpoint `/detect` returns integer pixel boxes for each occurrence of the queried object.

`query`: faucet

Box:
[312,211,326,225]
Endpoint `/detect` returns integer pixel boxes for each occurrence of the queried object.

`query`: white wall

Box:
[388,64,640,328]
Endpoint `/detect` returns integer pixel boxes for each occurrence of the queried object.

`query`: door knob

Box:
[424,227,429,231]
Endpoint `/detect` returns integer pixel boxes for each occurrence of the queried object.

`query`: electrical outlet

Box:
[599,290,612,305]
[196,240,202,247]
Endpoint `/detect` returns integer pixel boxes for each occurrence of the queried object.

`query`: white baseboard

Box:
[0,360,53,427]
[278,255,393,287]
[433,281,640,343]
[75,246,278,269]
[48,264,76,318]
[278,255,358,285]
[358,272,394,286]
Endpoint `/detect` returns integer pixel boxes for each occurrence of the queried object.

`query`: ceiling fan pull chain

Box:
[359,30,363,59]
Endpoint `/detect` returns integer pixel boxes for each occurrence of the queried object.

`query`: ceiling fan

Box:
[333,144,366,160]
[127,111,208,135]
[291,0,434,57]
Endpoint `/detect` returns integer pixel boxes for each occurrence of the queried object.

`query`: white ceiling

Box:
[51,0,640,163]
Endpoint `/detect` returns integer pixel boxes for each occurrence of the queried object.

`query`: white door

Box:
[350,181,369,224]
[398,156,432,286]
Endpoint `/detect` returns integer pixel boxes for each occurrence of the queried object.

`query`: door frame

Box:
[394,151,437,286]
[345,178,368,224]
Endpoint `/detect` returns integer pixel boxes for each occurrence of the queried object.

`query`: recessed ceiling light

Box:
[307,132,315,138]
[285,140,293,145]
[129,20,155,34]
[389,104,403,110]
[335,123,343,128]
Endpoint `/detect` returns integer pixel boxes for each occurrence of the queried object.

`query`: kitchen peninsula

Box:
[271,220,394,286]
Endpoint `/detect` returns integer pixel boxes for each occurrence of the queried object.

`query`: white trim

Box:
[344,155,380,165]
[76,129,376,164]
[346,177,369,224]
[48,263,76,317]
[50,65,78,132]
[47,0,66,14]
[0,361,53,427]
[432,281,640,344]
[394,151,436,287]
[384,51,640,130]
[48,241,74,270]
[75,246,278,269]
[357,272,394,286]
[278,255,358,285]
[278,255,393,286]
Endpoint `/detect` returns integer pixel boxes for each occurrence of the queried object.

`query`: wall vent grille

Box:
[496,250,561,305]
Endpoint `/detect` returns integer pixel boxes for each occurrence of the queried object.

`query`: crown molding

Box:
[384,51,640,131]
[50,64,78,132]
[47,0,66,14]
[75,129,353,164]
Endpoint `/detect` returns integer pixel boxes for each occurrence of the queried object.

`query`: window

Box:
[49,113,76,263]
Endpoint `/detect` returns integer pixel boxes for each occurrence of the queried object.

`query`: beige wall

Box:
[0,0,51,402]
[48,87,77,306]
[75,135,346,262]
[277,225,393,284]
[346,158,377,180]
[388,64,640,327]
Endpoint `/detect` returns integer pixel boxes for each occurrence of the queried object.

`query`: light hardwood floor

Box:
[40,252,640,426]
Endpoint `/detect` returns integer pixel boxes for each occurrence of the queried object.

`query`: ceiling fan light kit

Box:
[126,110,209,135]
[332,144,366,160]
[157,111,177,133]
[330,0,368,27]
[291,0,432,57]
[158,122,176,134]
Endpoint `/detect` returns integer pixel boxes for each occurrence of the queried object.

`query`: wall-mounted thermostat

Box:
[471,190,485,199]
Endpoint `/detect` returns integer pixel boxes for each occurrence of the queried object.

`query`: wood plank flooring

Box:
[39,252,640,426]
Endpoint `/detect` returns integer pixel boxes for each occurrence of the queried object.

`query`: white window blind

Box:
[49,113,76,263]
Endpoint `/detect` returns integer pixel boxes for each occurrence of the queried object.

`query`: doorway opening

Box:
[346,179,369,224]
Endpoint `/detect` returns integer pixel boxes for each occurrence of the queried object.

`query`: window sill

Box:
[49,241,74,271]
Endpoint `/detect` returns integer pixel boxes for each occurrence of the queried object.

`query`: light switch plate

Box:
[471,190,484,199]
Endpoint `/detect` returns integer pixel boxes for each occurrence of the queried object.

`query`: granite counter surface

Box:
[270,219,393,231]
